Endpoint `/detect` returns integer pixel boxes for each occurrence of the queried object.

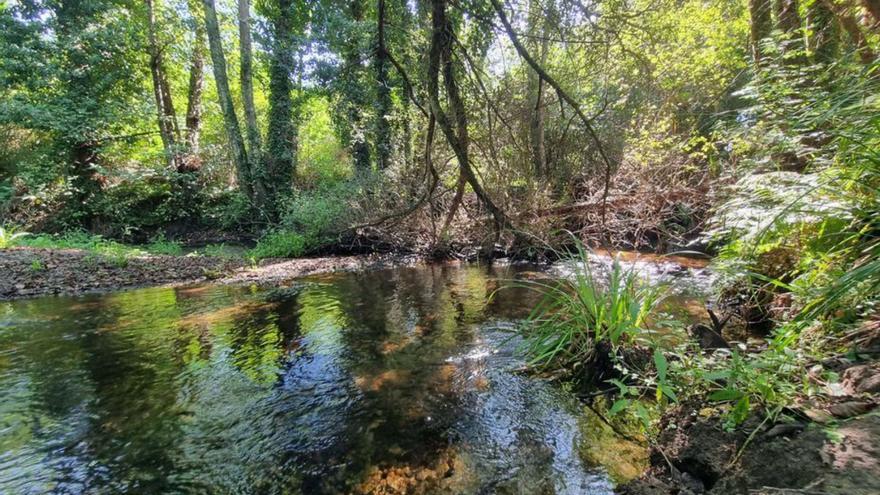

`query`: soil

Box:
[619,389,880,495]
[0,247,419,300]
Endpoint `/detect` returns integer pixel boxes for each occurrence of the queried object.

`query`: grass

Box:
[1,230,244,265]
[0,225,30,248]
[515,241,665,370]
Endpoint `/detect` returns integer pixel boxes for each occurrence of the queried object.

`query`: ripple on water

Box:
[0,260,697,494]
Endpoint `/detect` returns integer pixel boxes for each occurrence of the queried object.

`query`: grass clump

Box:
[0,225,29,248]
[144,234,183,256]
[517,242,665,373]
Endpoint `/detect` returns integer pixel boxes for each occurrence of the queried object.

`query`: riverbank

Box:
[0,247,417,300]
[621,401,880,495]
[619,336,880,494]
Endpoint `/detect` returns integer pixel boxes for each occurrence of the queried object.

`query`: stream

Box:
[0,255,711,494]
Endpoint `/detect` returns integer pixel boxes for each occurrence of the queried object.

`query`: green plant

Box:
[18,231,142,266]
[29,259,45,271]
[516,241,665,370]
[0,225,29,248]
[248,231,307,260]
[199,243,242,259]
[279,181,362,251]
[145,234,183,256]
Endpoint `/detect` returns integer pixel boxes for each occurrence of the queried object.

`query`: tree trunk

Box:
[238,0,263,171]
[749,0,773,64]
[345,0,372,174]
[526,0,548,179]
[427,0,511,232]
[862,0,880,28]
[374,0,393,170]
[808,0,838,63]
[202,0,252,200]
[774,0,806,62]
[184,0,205,162]
[823,0,876,63]
[265,0,298,219]
[145,0,180,169]
[70,141,103,202]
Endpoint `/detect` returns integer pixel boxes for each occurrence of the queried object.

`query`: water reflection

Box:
[0,259,705,494]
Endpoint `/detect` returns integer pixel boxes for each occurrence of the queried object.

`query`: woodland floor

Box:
[0,247,417,300]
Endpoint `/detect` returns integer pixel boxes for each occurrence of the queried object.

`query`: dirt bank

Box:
[620,381,880,494]
[0,247,418,300]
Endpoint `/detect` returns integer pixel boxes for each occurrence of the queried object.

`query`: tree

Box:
[265,0,300,218]
[185,0,207,161]
[427,0,511,232]
[239,0,263,172]
[145,0,181,170]
[202,0,253,200]
[807,0,838,64]
[774,0,806,62]
[342,0,372,174]
[374,0,392,170]
[526,0,550,179]
[749,0,773,64]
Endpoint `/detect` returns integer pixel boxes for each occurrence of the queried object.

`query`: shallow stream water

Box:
[0,255,710,494]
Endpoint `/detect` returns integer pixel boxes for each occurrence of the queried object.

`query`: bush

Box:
[279,180,366,249]
[248,231,308,260]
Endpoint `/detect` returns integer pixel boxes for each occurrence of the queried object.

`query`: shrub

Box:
[248,231,307,260]
[278,179,367,250]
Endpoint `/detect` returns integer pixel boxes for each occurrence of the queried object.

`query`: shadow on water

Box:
[0,255,711,494]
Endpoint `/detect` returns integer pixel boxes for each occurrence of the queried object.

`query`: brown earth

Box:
[0,247,420,300]
[619,393,880,495]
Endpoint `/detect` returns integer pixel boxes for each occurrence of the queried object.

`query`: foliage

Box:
[517,241,665,369]
[280,179,365,248]
[248,230,307,260]
[0,225,29,249]
[145,234,184,256]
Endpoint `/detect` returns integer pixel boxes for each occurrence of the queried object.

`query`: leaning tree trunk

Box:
[265,0,298,219]
[202,0,252,200]
[374,0,393,170]
[427,0,511,233]
[489,0,616,226]
[146,0,180,170]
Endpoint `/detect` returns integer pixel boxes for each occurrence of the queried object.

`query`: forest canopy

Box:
[0,0,877,256]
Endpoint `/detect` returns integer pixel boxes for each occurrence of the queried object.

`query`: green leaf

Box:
[702,370,731,381]
[654,348,668,381]
[659,383,678,402]
[731,395,751,424]
[708,388,744,402]
[608,399,630,416]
